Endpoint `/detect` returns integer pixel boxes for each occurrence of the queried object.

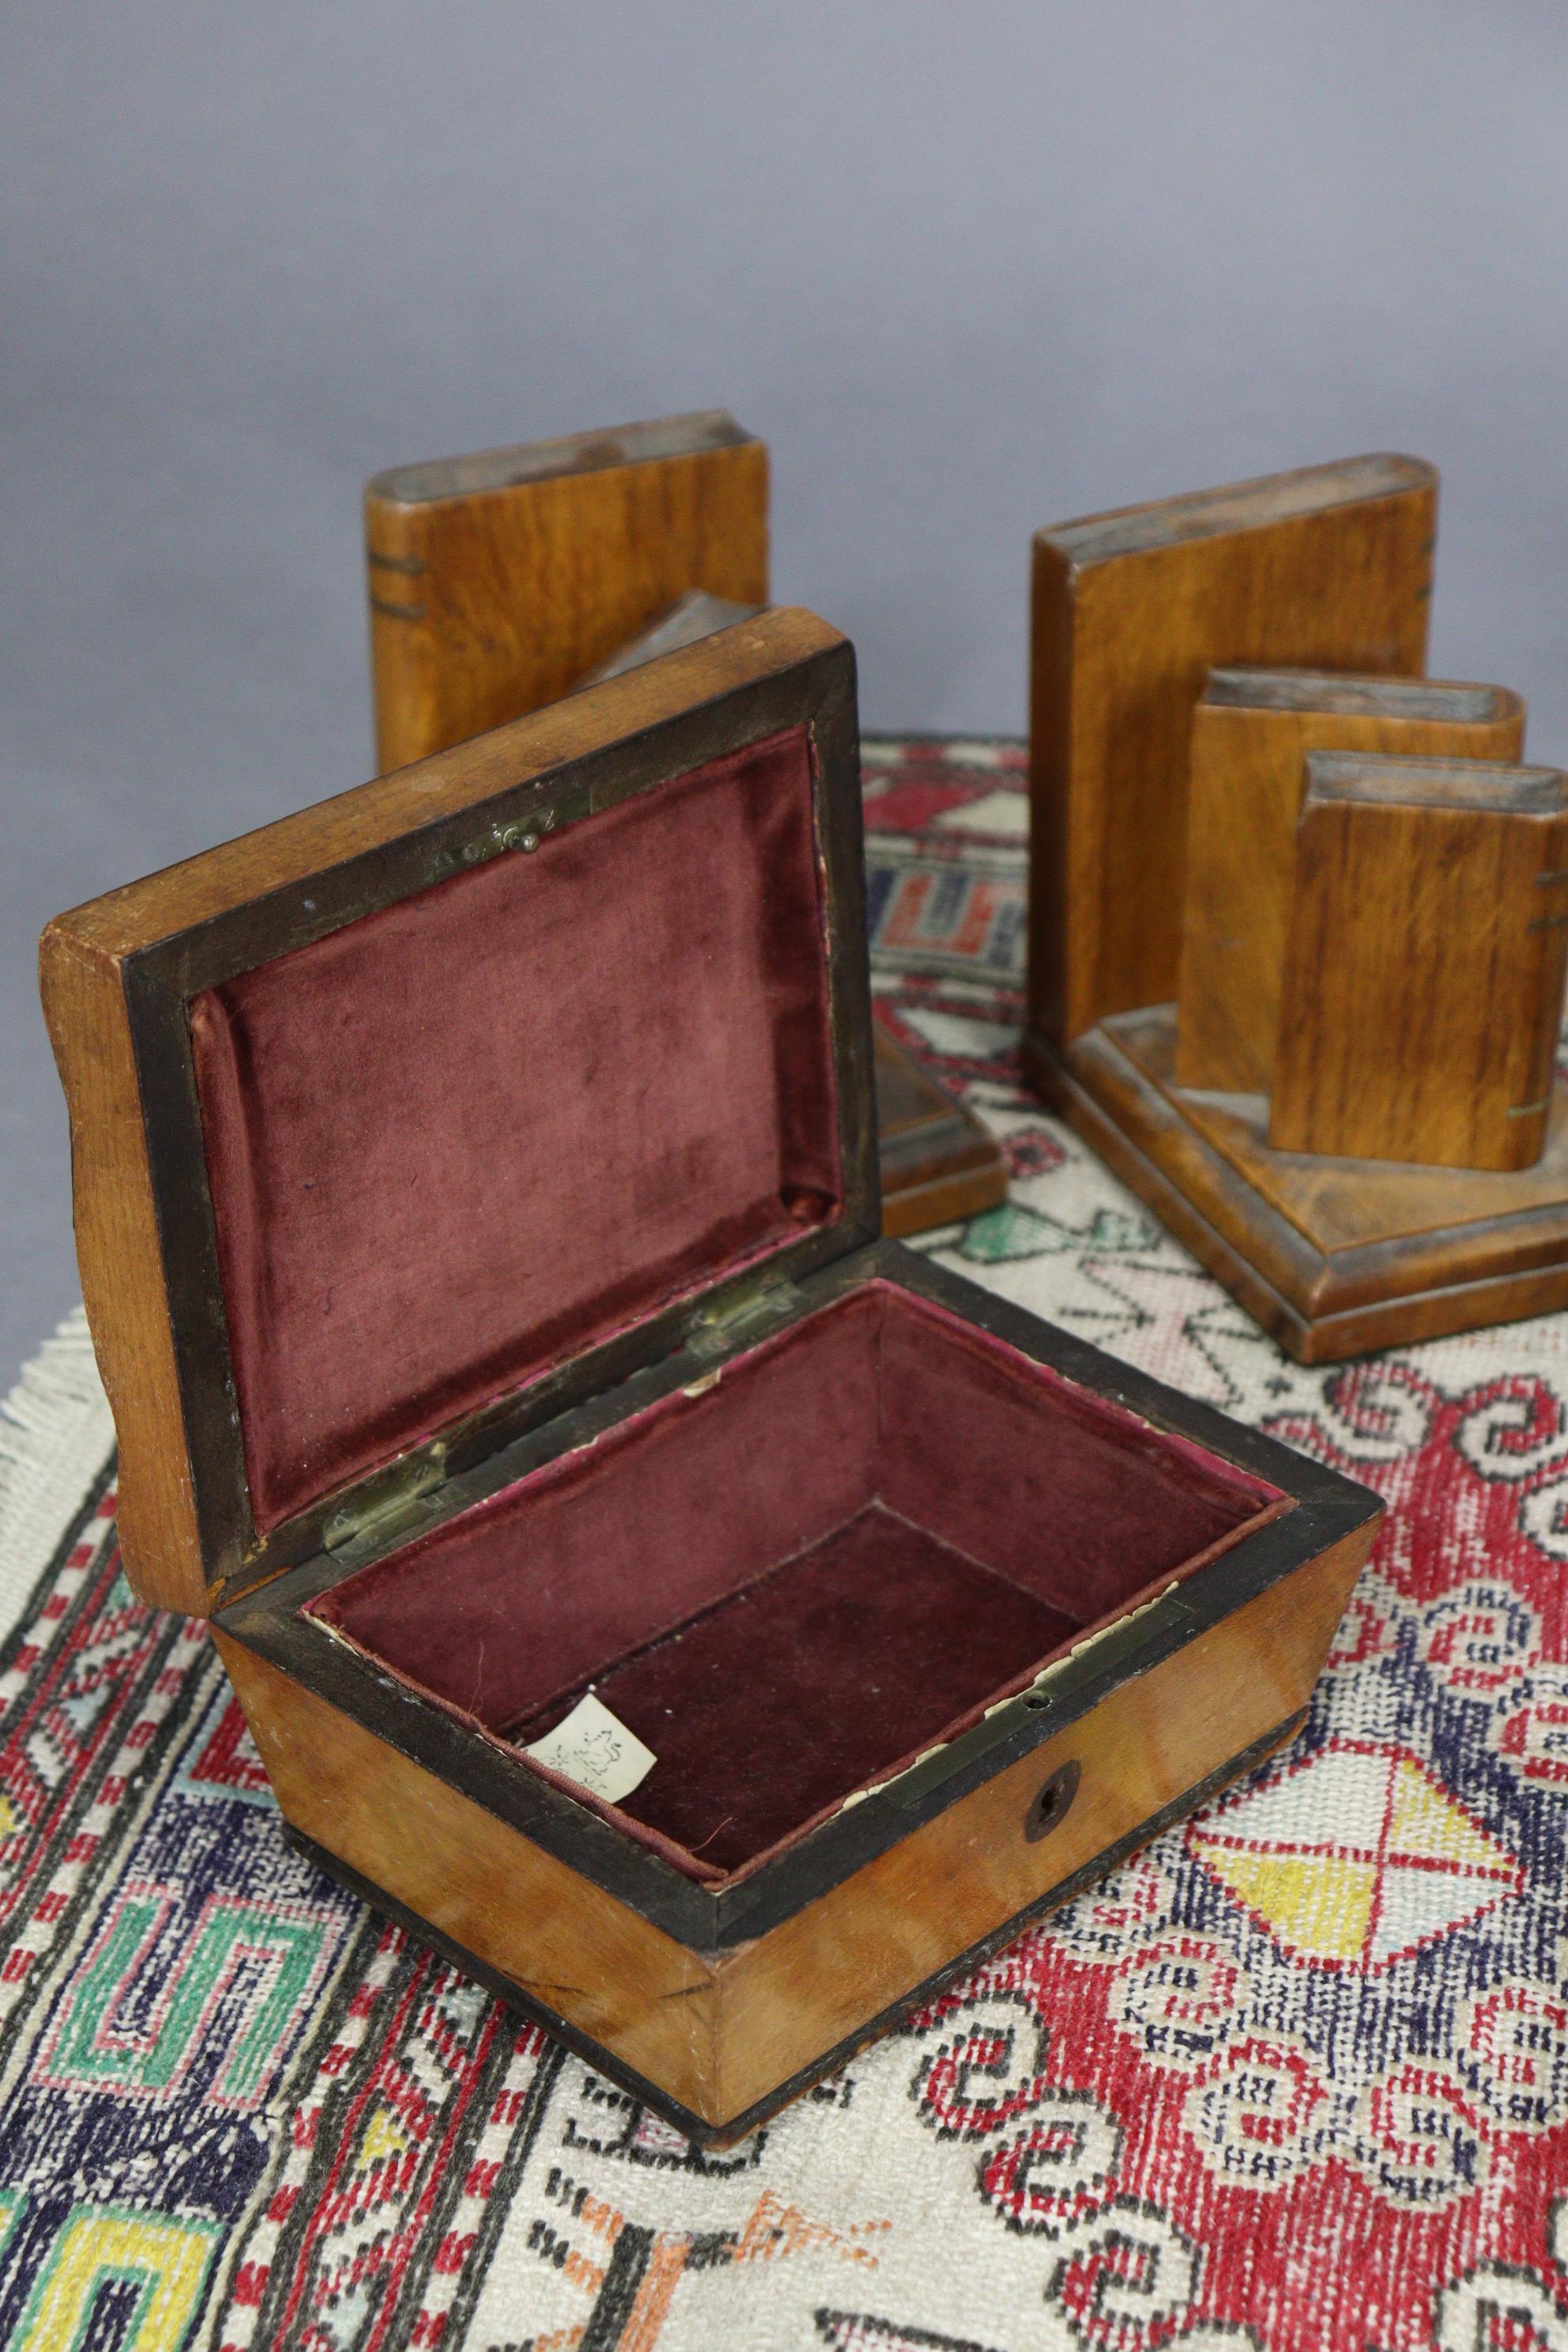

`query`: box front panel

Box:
[707,1519,1370,2124]
[217,1513,1370,2137]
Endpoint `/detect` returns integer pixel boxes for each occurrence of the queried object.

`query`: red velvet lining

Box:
[189,726,841,1532]
[311,1282,1283,1880]
[313,1289,883,1734]
[512,1506,1077,1873]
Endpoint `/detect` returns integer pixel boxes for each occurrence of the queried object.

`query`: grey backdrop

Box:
[5,0,1566,1389]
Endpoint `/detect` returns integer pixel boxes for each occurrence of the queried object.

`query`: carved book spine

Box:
[1270,755,1568,1170]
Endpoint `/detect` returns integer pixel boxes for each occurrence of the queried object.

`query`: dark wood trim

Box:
[119,964,251,1583]
[285,1706,1306,2147]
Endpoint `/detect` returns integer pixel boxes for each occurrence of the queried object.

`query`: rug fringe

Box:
[0,1306,114,1646]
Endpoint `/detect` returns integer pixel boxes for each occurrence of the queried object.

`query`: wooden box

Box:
[40,609,1381,2144]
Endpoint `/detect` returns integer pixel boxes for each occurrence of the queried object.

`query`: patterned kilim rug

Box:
[3,737,1568,2352]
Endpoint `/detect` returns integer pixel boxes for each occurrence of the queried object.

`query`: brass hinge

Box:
[687,1277,805,1361]
[323,1442,450,1555]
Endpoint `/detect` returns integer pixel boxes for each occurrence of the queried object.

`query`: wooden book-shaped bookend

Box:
[1270,756,1568,1170]
[365,417,1006,1238]
[1023,453,1568,1362]
[1177,671,1525,1094]
[366,412,769,772]
[1027,453,1437,1051]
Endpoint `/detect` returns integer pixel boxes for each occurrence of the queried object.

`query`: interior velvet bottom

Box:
[509,1505,1076,1869]
[310,1281,1284,1883]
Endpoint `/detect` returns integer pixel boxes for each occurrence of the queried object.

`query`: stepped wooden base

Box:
[874,1021,1008,1238]
[1023,1004,1568,1363]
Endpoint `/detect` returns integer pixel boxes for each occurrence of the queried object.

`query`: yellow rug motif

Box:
[1189,1740,1521,1969]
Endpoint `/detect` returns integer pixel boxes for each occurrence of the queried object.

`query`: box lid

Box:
[41,608,876,1617]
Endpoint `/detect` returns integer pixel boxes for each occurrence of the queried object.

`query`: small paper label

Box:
[525,1693,657,1804]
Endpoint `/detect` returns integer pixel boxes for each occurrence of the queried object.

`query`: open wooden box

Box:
[40,609,1381,2143]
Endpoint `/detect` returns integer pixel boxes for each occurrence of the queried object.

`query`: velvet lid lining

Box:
[310,1281,1287,1884]
[188,726,842,1533]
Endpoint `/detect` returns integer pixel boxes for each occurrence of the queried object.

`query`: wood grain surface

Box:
[1271,755,1568,1169]
[1177,672,1525,1093]
[708,1520,1368,2124]
[36,933,209,1613]
[216,1513,1370,2136]
[366,411,768,770]
[1028,453,1437,1052]
[215,1635,723,2113]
